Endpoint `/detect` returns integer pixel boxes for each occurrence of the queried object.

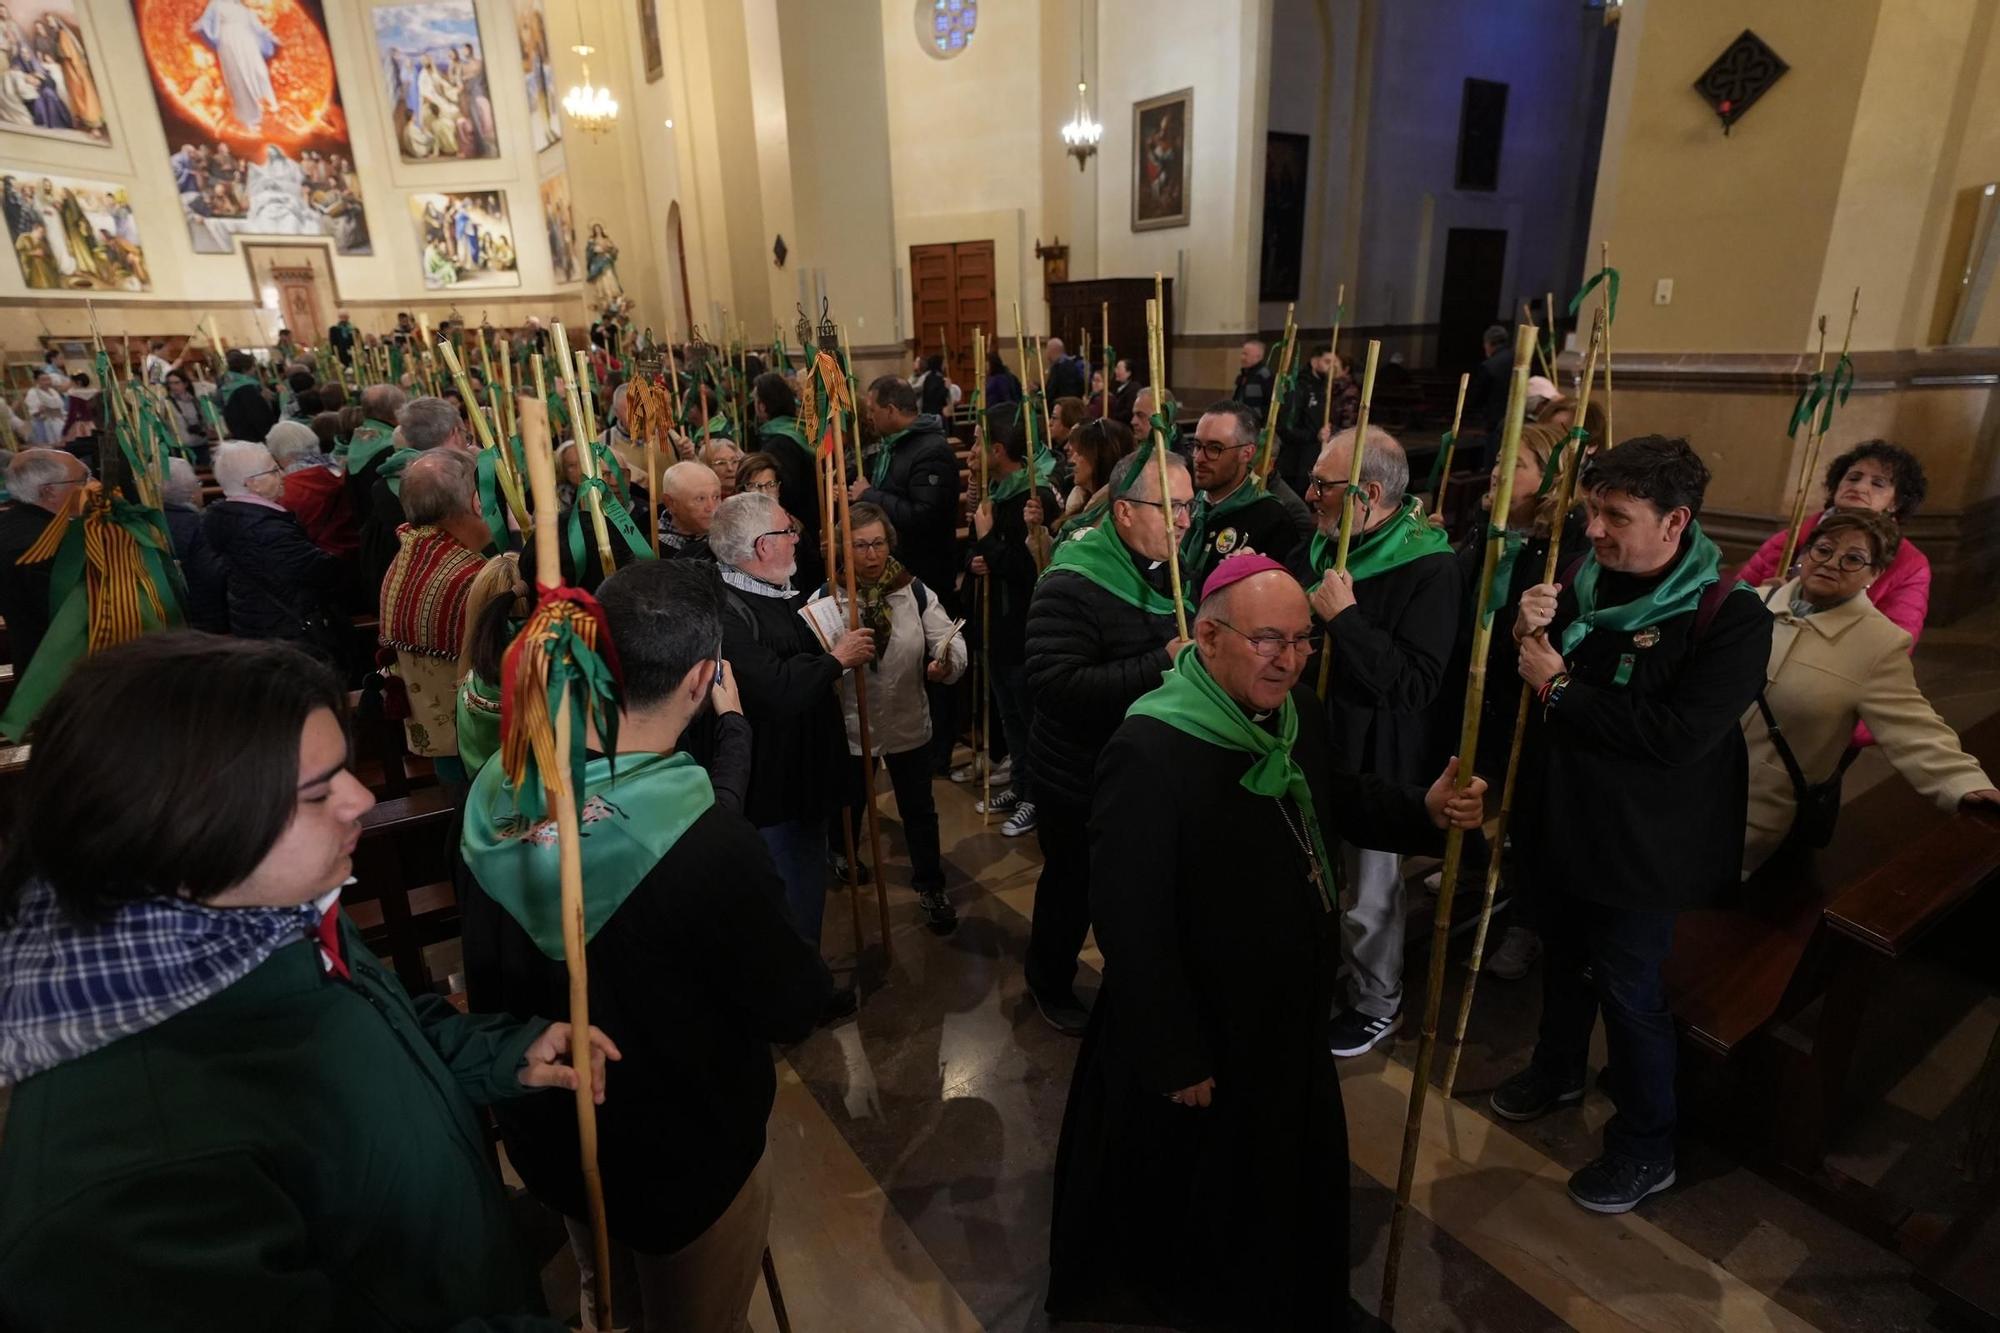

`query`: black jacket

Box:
[1290,540,1461,789]
[1024,548,1178,810]
[357,476,406,600]
[1275,372,1326,495]
[862,414,960,603]
[1515,548,1773,911]
[0,503,56,671]
[1185,488,1300,594]
[221,382,276,442]
[1232,362,1274,417]
[757,428,824,595]
[1045,356,1088,402]
[720,583,850,826]
[969,481,1059,665]
[1464,346,1513,437]
[163,502,229,634]
[462,797,830,1255]
[199,499,343,650]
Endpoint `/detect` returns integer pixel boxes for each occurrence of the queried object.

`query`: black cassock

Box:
[1048,686,1440,1330]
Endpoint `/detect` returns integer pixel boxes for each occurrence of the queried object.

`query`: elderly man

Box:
[379,449,489,801]
[1042,336,1086,401]
[851,375,959,600]
[709,492,874,977]
[1231,338,1273,416]
[1022,447,1191,1035]
[267,418,355,558]
[1494,436,1771,1214]
[201,440,343,659]
[328,309,358,365]
[1047,554,1484,1329]
[1183,399,1300,591]
[660,460,720,561]
[0,447,87,668]
[360,395,476,594]
[1291,424,1460,1057]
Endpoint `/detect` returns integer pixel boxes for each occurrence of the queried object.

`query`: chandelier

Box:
[1061,79,1101,169]
[562,0,618,137]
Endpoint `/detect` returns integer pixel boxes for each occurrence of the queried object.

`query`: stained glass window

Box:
[916,0,976,59]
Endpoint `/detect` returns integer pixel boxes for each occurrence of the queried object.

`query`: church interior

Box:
[2,0,2000,1329]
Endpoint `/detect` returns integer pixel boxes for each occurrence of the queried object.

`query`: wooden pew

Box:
[345,784,459,994]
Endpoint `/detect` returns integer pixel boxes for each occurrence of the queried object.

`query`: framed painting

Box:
[1132,87,1191,232]
[372,0,501,162]
[0,1,111,145]
[409,189,519,289]
[515,0,560,151]
[539,166,577,282]
[3,172,149,291]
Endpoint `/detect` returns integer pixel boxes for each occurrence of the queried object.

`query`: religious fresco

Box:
[1132,87,1191,232]
[539,166,576,283]
[410,188,518,289]
[133,0,371,255]
[0,1,109,144]
[1,172,148,291]
[515,0,559,152]
[373,1,499,162]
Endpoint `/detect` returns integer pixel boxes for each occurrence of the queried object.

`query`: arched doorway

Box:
[666,201,693,341]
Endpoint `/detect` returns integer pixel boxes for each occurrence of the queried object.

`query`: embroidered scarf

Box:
[380,524,484,658]
[1557,523,1723,655]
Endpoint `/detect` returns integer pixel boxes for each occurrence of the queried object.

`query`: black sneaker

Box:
[828,851,872,885]
[1032,988,1090,1036]
[917,888,958,934]
[1327,1008,1400,1058]
[1567,1153,1675,1214]
[1489,1064,1586,1122]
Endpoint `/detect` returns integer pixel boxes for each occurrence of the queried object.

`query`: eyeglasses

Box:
[1192,438,1252,461]
[1304,475,1343,498]
[744,477,780,494]
[1803,540,1873,573]
[244,467,281,482]
[1213,620,1317,659]
[851,538,890,554]
[756,523,802,545]
[1122,497,1195,520]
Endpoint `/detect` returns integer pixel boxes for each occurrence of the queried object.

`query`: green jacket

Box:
[0,917,563,1333]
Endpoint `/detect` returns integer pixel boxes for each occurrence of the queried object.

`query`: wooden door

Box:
[909,240,995,383]
[272,263,323,345]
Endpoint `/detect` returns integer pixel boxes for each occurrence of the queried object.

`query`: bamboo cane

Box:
[516,396,614,1326]
[1144,281,1188,641]
[973,326,993,829]
[552,324,616,578]
[1253,304,1297,483]
[1776,289,1861,579]
[1439,311,1604,1104]
[1545,289,1558,369]
[1599,242,1615,451]
[438,340,530,531]
[1315,340,1382,699]
[1521,302,1555,383]
[1379,323,1537,1325]
[1013,305,1052,571]
[644,381,662,556]
[1100,302,1112,420]
[1326,281,1346,413]
[1430,372,1472,515]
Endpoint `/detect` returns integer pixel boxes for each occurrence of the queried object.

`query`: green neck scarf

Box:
[1558,523,1722,656]
[378,447,421,497]
[473,450,509,551]
[455,671,503,780]
[761,416,812,457]
[1040,519,1182,618]
[215,370,259,399]
[987,465,1031,503]
[1307,495,1452,584]
[346,419,397,476]
[870,427,910,485]
[1127,645,1334,910]
[461,749,715,959]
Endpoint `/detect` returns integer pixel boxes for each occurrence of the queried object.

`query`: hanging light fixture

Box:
[561,0,619,138]
[1058,7,1099,170]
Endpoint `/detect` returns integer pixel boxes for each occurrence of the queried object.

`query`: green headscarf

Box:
[1558,523,1723,655]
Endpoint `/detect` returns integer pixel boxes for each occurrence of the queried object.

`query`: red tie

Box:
[315,905,351,981]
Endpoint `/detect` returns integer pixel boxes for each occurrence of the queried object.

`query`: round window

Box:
[914,0,977,59]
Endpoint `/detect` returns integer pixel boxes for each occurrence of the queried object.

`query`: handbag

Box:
[1756,693,1861,850]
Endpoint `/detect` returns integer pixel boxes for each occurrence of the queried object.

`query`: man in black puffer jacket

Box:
[201,440,344,663]
[851,376,960,600]
[1022,447,1192,1034]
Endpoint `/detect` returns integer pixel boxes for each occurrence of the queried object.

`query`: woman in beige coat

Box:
[1742,508,1997,875]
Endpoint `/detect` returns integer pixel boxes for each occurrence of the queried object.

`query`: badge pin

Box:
[1632,626,1662,649]
[1214,527,1240,555]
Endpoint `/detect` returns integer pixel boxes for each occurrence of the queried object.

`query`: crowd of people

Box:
[0,316,1992,1332]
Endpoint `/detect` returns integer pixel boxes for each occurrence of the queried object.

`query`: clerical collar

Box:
[720,564,792,599]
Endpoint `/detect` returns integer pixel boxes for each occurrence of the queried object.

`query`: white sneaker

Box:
[1485,926,1542,980]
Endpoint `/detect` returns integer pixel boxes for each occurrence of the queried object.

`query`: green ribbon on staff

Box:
[1423,430,1457,494]
[565,476,656,575]
[1535,425,1590,498]
[1568,266,1620,326]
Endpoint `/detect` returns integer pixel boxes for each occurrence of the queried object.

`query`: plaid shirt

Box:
[0,880,325,1086]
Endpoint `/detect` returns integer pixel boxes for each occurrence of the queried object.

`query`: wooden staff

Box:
[1314,340,1382,699]
[1326,280,1346,419]
[643,380,662,556]
[516,395,614,1324]
[1100,301,1111,420]
[1430,372,1472,515]
[438,339,529,531]
[828,338,893,966]
[1144,278,1188,640]
[551,324,616,578]
[1252,304,1296,484]
[971,326,993,828]
[1013,305,1052,570]
[1439,311,1604,1103]
[1599,242,1615,450]
[1520,302,1555,383]
[1379,323,1538,1325]
[1776,289,1861,578]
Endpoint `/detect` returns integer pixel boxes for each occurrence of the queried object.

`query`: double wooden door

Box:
[910,240,995,381]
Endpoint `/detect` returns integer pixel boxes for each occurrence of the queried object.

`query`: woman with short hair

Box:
[734,450,783,500]
[0,632,613,1331]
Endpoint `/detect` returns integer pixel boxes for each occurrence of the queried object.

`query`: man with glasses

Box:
[1022,447,1193,1035]
[1494,435,1770,1214]
[709,492,875,1016]
[0,447,88,673]
[1184,400,1301,592]
[1292,424,1460,1059]
[1047,552,1483,1329]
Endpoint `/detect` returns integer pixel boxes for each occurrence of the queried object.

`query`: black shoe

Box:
[1489,1064,1586,1122]
[818,985,859,1026]
[1567,1153,1675,1214]
[917,888,958,934]
[1032,988,1090,1036]
[828,851,871,885]
[1327,1008,1400,1058]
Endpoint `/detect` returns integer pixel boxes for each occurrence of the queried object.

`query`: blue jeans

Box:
[1532,894,1679,1164]
[759,818,829,946]
[991,664,1034,803]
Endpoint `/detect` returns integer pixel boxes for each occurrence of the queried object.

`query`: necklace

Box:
[1272,797,1334,912]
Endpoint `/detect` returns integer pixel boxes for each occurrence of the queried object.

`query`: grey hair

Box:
[6,448,77,506]
[360,383,407,423]
[1110,446,1190,505]
[709,491,782,567]
[400,448,477,526]
[213,440,277,498]
[264,419,319,469]
[398,396,461,450]
[699,437,742,466]
[162,456,201,507]
[1321,425,1408,506]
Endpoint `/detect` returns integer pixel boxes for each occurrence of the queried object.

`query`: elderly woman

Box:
[21,370,66,446]
[809,501,967,930]
[700,436,744,497]
[268,418,357,559]
[202,440,346,662]
[160,456,228,634]
[0,632,610,1331]
[1742,508,1996,876]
